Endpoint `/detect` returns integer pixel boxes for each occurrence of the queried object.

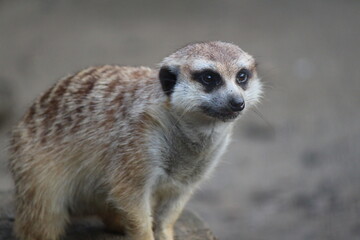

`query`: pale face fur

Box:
[160,41,263,122]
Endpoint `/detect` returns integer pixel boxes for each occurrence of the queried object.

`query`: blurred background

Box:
[1,0,360,239]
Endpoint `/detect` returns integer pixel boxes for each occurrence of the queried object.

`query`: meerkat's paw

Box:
[154,227,174,240]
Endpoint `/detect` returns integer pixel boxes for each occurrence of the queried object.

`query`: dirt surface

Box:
[1,1,360,240]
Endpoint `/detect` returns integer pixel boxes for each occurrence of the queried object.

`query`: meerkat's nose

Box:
[228,97,245,112]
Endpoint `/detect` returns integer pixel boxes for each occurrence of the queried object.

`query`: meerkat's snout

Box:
[200,92,245,121]
[228,95,245,112]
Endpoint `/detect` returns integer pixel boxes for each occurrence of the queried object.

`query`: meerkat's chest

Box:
[148,124,232,184]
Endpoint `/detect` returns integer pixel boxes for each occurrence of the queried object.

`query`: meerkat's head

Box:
[158,41,263,122]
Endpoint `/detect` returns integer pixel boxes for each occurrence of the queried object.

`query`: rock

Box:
[0,191,216,240]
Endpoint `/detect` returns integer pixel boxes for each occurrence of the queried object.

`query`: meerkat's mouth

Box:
[200,106,241,122]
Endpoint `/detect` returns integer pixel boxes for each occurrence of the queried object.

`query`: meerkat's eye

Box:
[192,70,223,91]
[236,69,251,85]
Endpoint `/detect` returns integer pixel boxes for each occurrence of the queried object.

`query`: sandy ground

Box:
[1,1,360,239]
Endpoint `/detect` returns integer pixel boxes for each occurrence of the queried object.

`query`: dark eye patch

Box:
[191,69,223,92]
[236,68,252,90]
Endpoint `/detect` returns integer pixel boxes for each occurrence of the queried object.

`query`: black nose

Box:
[228,97,245,112]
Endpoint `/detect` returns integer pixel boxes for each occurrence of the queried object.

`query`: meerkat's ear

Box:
[159,66,178,96]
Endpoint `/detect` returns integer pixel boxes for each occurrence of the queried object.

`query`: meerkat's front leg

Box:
[105,196,154,240]
[152,188,193,240]
[106,174,155,240]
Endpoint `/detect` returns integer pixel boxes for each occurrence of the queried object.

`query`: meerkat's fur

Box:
[9,41,263,240]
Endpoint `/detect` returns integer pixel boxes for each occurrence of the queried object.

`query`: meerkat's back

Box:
[12,65,159,146]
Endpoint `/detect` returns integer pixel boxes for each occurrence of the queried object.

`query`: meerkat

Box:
[9,41,263,240]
